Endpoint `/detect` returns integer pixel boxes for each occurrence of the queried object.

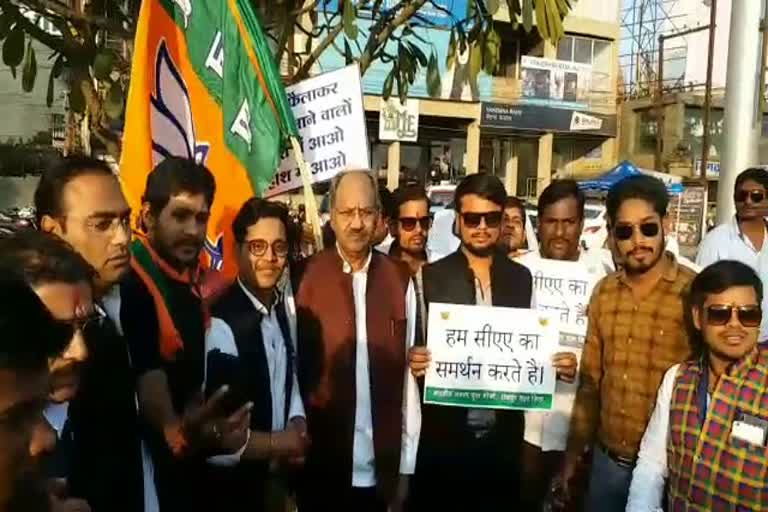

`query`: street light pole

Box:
[718,0,764,224]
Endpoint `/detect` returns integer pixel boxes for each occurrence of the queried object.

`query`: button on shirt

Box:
[566,253,696,460]
[205,280,304,431]
[338,247,421,488]
[697,216,768,340]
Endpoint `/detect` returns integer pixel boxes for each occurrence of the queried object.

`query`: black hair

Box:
[687,260,764,357]
[0,276,73,371]
[606,175,669,225]
[0,230,95,288]
[142,157,216,216]
[538,179,585,220]
[232,198,290,245]
[454,173,507,212]
[734,168,768,193]
[393,184,429,218]
[34,154,115,224]
[504,196,526,220]
[379,187,394,220]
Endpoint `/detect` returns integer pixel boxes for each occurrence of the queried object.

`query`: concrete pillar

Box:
[387,141,400,191]
[465,121,481,174]
[601,138,617,170]
[504,140,519,195]
[537,133,554,197]
[718,0,763,223]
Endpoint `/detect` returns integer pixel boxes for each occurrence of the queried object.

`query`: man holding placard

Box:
[408,174,571,509]
[515,179,609,509]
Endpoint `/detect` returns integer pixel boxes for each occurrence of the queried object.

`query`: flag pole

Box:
[290,136,324,252]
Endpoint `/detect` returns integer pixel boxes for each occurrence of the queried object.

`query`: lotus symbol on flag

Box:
[205,234,225,271]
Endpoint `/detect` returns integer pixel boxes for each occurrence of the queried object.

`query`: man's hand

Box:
[550,457,579,510]
[408,346,431,378]
[552,352,578,383]
[214,401,253,454]
[388,476,410,512]
[48,479,91,512]
[284,417,310,466]
[273,419,309,459]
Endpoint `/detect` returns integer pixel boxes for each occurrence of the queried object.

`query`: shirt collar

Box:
[236,278,280,316]
[732,215,768,251]
[336,243,372,274]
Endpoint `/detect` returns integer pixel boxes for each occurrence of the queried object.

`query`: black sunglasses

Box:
[461,211,503,229]
[399,216,432,232]
[735,190,766,203]
[705,304,762,327]
[613,222,660,241]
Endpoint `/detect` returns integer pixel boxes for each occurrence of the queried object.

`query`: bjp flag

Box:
[120,0,299,276]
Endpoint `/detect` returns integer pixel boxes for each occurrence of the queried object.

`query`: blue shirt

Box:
[696,216,768,340]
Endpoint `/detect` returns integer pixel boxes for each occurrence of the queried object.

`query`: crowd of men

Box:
[1,155,768,512]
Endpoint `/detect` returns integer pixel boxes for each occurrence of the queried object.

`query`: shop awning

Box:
[578,160,684,194]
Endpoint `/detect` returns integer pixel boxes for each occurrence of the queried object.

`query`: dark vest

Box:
[295,249,410,499]
[419,249,532,454]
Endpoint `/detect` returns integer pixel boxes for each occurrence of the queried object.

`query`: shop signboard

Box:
[424,303,558,411]
[379,98,419,142]
[264,65,369,197]
[520,56,593,109]
[668,184,707,247]
[693,159,720,179]
[481,103,617,137]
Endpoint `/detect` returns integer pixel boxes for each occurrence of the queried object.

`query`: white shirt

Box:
[205,279,305,432]
[697,216,768,339]
[338,247,421,487]
[517,249,607,451]
[626,364,682,512]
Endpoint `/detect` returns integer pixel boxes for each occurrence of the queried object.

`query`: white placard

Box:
[264,64,369,197]
[379,98,419,142]
[424,303,558,411]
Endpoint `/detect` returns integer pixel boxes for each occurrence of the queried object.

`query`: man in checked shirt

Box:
[551,175,697,511]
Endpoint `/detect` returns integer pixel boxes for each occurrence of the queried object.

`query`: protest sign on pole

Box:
[264,64,369,197]
[424,303,558,410]
[517,254,600,450]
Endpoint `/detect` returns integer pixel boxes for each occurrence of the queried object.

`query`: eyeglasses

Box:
[734,190,766,203]
[246,239,289,258]
[461,211,503,229]
[69,311,104,333]
[399,216,432,232]
[334,207,378,224]
[705,304,762,327]
[613,222,660,241]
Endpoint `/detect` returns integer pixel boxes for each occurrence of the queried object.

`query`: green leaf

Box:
[383,67,395,100]
[46,67,56,107]
[469,41,483,83]
[3,24,25,72]
[522,0,533,32]
[69,80,85,114]
[104,82,124,119]
[398,74,409,105]
[485,0,501,15]
[407,42,428,67]
[535,0,549,40]
[446,30,456,67]
[426,51,441,98]
[343,38,353,65]
[483,27,501,75]
[0,14,12,40]
[93,50,115,82]
[21,40,36,92]
[52,53,65,78]
[342,0,358,40]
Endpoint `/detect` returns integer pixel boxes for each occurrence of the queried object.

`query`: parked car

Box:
[426,184,457,214]
[580,203,608,250]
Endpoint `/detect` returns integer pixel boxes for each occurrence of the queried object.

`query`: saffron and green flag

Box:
[120,0,299,273]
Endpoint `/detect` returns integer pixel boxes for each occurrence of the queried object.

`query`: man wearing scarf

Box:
[119,158,250,511]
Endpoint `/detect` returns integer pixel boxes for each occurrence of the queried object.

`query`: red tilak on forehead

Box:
[73,289,89,317]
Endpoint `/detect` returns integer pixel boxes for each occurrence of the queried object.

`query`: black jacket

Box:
[418,248,533,453]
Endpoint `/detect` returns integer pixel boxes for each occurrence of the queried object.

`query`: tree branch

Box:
[292,22,343,82]
[12,0,134,39]
[0,0,66,53]
[358,0,428,73]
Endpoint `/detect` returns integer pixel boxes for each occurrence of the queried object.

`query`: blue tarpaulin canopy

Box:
[578,160,684,194]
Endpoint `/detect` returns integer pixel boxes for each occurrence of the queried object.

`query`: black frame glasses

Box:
[613,222,660,241]
[734,190,766,204]
[461,211,503,229]
[705,304,762,327]
[246,239,289,258]
[399,216,432,232]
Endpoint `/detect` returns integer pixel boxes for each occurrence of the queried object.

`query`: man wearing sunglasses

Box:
[0,230,96,512]
[204,198,307,510]
[408,174,533,509]
[697,168,768,342]
[388,185,437,275]
[628,260,768,511]
[553,175,696,511]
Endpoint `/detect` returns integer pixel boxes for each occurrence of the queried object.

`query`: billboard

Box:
[520,56,592,109]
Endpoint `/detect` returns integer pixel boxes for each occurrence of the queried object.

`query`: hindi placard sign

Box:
[424,303,558,410]
[264,64,369,197]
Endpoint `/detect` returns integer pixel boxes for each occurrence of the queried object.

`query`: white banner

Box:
[379,98,419,142]
[264,64,369,197]
[424,303,558,411]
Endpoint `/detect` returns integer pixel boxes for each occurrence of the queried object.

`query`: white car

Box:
[427,184,457,214]
[580,204,608,250]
